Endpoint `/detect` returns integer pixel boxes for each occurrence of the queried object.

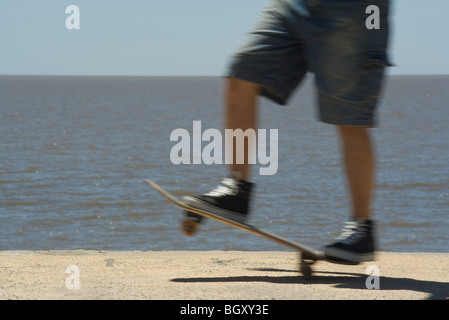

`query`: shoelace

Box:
[338,221,367,245]
[204,178,238,197]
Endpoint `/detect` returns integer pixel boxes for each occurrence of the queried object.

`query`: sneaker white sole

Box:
[325,247,375,264]
[182,196,247,224]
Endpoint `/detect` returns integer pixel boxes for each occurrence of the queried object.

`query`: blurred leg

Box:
[224,77,260,181]
[338,126,376,220]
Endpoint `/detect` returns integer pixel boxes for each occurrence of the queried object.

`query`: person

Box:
[182,0,391,264]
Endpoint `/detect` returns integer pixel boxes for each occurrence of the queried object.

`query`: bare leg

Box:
[224,77,259,181]
[181,77,259,234]
[338,126,376,220]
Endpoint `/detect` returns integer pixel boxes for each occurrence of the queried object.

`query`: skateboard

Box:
[147,179,356,278]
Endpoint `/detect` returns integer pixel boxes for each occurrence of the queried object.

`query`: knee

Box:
[226,77,260,96]
[339,126,368,137]
[338,126,371,146]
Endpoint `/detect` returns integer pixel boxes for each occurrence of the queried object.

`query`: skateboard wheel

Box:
[181,217,199,236]
[181,211,203,236]
[300,262,313,279]
[298,252,315,279]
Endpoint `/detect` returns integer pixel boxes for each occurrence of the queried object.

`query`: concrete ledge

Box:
[0,251,448,300]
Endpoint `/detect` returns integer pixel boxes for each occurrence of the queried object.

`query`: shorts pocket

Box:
[359,51,391,102]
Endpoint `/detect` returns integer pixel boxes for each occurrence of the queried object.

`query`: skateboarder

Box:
[183,0,391,264]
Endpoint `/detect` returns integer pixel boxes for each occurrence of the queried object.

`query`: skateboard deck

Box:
[147,179,356,278]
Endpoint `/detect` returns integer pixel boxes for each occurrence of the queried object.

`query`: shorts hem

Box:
[227,69,288,106]
[319,117,377,127]
[318,93,378,127]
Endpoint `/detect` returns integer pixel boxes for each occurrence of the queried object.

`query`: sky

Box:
[0,0,448,76]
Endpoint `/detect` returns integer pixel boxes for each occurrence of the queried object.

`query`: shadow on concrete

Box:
[171,267,449,300]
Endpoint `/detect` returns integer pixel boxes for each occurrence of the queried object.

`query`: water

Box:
[0,75,448,252]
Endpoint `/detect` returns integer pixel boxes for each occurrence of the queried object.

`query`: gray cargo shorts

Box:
[227,0,391,126]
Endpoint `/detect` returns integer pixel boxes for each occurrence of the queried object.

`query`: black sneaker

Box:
[324,218,376,264]
[181,176,253,235]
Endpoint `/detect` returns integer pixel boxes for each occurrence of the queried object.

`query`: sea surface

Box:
[0,75,448,252]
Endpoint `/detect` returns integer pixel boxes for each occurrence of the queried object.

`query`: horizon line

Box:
[1,73,449,78]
